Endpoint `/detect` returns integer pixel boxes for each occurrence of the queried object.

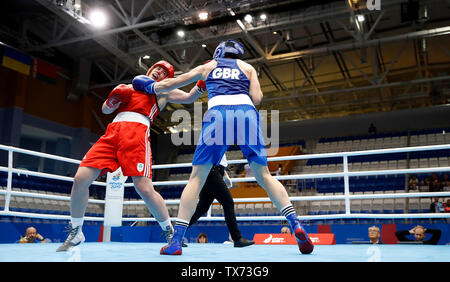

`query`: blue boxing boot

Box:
[160,222,187,255]
[283,205,314,254]
[293,219,314,254]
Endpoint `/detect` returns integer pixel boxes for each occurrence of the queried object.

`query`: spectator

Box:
[19,227,46,243]
[421,176,431,187]
[408,175,419,191]
[430,197,445,213]
[197,233,208,243]
[368,123,377,135]
[430,173,442,192]
[368,226,382,244]
[445,199,450,213]
[281,226,291,234]
[395,225,441,245]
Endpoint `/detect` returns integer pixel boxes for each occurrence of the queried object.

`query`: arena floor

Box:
[1,242,449,262]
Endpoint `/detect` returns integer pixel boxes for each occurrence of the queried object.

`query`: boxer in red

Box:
[57,61,206,252]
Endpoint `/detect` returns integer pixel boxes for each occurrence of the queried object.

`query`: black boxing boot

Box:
[234,237,255,248]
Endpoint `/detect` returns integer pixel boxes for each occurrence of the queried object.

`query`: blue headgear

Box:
[213,40,244,59]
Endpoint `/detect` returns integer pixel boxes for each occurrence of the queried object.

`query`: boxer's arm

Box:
[102,84,132,114]
[154,64,205,94]
[156,88,202,111]
[164,89,202,104]
[102,100,120,114]
[165,80,206,104]
[248,66,263,105]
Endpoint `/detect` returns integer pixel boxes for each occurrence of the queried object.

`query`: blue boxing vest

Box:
[205,58,250,100]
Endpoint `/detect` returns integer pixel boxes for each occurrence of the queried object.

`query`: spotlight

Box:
[244,14,253,24]
[89,9,107,28]
[142,55,150,59]
[357,14,365,22]
[198,12,208,20]
[201,44,207,48]
[177,30,185,38]
[260,14,267,21]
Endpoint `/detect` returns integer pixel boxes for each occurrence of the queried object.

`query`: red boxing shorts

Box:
[80,119,152,178]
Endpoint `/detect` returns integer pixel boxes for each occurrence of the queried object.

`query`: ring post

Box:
[343,154,351,214]
[103,168,127,242]
[5,150,13,212]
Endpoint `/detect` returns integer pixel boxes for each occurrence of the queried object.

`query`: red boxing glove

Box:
[194,60,211,94]
[196,80,206,93]
[106,84,132,108]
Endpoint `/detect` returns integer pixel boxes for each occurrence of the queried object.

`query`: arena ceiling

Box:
[1,0,450,135]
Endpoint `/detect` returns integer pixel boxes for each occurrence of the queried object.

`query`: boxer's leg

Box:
[239,105,314,254]
[249,161,313,254]
[132,176,173,241]
[160,164,213,255]
[57,166,101,252]
[70,166,102,218]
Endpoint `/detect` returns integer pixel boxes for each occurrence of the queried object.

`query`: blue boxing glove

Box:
[132,75,157,94]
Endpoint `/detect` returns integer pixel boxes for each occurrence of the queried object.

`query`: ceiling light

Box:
[201,44,207,48]
[357,14,365,22]
[236,19,246,30]
[260,14,267,21]
[142,55,150,59]
[89,9,107,28]
[73,0,81,9]
[198,12,208,20]
[244,14,253,24]
[227,8,236,16]
[177,30,185,37]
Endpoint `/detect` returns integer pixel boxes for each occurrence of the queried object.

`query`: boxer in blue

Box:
[133,40,313,255]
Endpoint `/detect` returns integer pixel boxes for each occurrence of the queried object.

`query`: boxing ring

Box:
[0,143,450,262]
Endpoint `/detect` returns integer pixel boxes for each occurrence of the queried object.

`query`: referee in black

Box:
[186,154,254,247]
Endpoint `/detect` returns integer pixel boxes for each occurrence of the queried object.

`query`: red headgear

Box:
[146,60,175,81]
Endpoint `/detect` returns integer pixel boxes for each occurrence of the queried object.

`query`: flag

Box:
[1,46,31,75]
[32,58,57,84]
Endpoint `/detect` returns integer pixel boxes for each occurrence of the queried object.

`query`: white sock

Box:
[158,218,173,231]
[71,217,84,228]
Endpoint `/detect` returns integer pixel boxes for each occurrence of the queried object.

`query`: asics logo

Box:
[212,67,240,80]
[263,234,285,243]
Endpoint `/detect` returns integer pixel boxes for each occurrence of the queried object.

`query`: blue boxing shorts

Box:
[192,104,267,166]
